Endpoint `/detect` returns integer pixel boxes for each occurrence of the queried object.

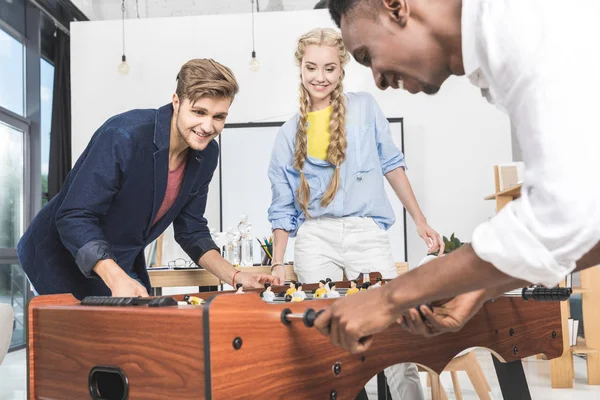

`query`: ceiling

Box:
[69,0,327,21]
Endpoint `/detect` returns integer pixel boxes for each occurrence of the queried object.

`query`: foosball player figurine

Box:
[345,280,359,296]
[261,282,275,302]
[235,283,244,294]
[183,294,203,305]
[314,280,327,298]
[371,277,383,289]
[291,282,307,302]
[285,280,297,297]
[325,281,340,298]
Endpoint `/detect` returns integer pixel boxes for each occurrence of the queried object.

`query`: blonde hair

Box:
[175,59,239,104]
[293,28,350,217]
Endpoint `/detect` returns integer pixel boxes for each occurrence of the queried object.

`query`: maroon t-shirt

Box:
[153,161,186,226]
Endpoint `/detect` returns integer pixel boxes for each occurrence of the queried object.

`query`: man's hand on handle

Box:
[93,259,149,297]
[314,285,400,354]
[399,290,488,337]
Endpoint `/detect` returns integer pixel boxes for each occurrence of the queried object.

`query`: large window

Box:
[41,58,54,206]
[0,121,24,249]
[0,27,24,116]
[0,21,28,351]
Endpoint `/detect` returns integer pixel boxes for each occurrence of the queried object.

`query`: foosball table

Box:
[27,276,569,400]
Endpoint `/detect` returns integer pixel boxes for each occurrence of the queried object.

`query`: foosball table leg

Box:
[376,372,393,400]
[491,355,532,400]
[351,372,391,400]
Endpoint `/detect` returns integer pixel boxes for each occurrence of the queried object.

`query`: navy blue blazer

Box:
[17,104,220,299]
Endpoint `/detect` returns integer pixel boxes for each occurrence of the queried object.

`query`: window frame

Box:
[40,56,55,206]
[0,110,29,261]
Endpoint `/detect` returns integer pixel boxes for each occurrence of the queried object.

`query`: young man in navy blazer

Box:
[17,59,280,300]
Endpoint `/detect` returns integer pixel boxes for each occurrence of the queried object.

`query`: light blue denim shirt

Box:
[268,92,406,237]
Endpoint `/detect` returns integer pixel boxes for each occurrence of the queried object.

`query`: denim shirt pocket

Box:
[350,124,378,180]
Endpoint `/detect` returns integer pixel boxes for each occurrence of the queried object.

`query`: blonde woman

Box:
[268,28,442,400]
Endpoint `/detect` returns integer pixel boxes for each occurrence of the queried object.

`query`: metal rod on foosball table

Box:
[415,286,572,322]
[280,308,324,327]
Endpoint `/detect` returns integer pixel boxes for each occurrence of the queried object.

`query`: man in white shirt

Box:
[314,0,600,353]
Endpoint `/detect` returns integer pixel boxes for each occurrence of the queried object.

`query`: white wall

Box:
[70,9,511,269]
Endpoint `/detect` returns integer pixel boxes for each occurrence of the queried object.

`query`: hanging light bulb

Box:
[118,55,130,75]
[249,51,260,72]
[248,0,260,72]
[117,0,130,75]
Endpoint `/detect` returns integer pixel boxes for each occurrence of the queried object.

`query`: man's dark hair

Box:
[329,0,377,28]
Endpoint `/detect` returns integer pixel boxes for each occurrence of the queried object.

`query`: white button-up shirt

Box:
[464,0,600,287]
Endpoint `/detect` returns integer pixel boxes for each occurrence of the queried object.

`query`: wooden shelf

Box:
[485,164,600,387]
[572,337,598,354]
[484,183,522,200]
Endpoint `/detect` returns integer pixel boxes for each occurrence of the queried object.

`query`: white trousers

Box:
[294,217,424,400]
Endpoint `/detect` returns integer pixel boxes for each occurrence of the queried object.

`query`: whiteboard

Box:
[219,119,406,264]
[219,124,289,263]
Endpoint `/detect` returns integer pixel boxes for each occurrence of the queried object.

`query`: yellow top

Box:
[285,287,297,296]
[345,287,360,296]
[307,105,332,160]
[314,287,327,298]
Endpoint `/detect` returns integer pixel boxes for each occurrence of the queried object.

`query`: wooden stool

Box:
[421,351,491,400]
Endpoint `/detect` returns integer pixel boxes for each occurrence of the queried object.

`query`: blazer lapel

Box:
[146,104,173,237]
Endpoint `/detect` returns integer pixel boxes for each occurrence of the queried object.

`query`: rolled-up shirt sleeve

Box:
[472,62,600,287]
[366,93,407,174]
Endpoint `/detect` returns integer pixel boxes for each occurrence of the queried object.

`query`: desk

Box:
[148,262,409,296]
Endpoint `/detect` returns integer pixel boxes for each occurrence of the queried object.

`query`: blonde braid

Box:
[294,84,312,217]
[293,27,350,215]
[321,72,347,207]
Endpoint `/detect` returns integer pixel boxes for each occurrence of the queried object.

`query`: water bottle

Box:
[238,215,254,266]
[224,227,240,266]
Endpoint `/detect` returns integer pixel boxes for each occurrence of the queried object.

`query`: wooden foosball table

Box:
[27,276,568,400]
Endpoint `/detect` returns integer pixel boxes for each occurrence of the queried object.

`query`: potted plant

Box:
[418,233,466,266]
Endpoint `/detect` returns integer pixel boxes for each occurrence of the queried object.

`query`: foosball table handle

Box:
[280,308,325,328]
[521,287,572,301]
[303,308,325,328]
